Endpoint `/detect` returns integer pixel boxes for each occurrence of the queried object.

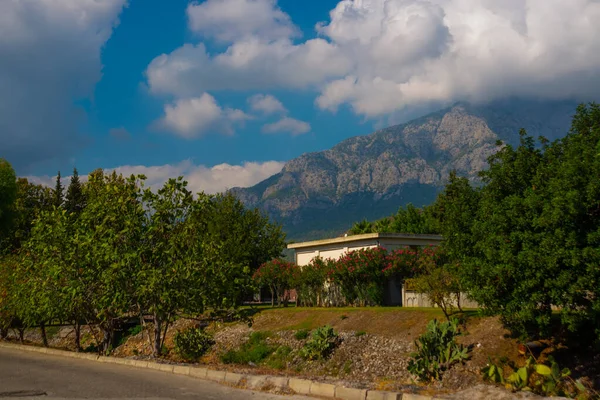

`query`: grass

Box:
[246,306,474,338]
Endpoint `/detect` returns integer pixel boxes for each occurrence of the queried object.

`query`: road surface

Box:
[0,347,312,399]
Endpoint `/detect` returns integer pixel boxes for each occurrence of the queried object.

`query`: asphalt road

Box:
[0,347,312,400]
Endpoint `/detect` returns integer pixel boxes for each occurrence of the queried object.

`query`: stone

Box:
[289,378,312,395]
[205,369,226,382]
[366,391,402,400]
[310,382,336,397]
[336,386,367,400]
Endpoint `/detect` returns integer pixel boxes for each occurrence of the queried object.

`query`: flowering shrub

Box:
[294,256,332,307]
[253,259,296,306]
[330,247,388,306]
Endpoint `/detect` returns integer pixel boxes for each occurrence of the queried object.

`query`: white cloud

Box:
[26,160,285,195]
[248,94,287,114]
[187,0,300,42]
[146,39,351,97]
[0,0,126,172]
[262,117,310,136]
[156,93,251,138]
[146,0,600,119]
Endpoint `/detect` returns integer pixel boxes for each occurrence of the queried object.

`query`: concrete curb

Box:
[0,342,441,400]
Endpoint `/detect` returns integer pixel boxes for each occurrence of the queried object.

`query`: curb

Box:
[0,342,441,400]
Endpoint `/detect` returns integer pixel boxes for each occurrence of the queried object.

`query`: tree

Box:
[0,159,17,253]
[460,104,600,340]
[136,178,198,356]
[253,259,296,307]
[4,179,53,252]
[348,219,373,235]
[78,170,145,354]
[53,171,63,208]
[64,168,86,216]
[195,192,286,306]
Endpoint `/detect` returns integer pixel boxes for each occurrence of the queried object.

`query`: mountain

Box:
[231,99,578,241]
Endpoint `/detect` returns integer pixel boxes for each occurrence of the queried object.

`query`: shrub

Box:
[265,345,293,370]
[331,248,388,306]
[407,318,470,381]
[173,327,214,361]
[221,331,274,365]
[253,259,296,306]
[482,356,590,398]
[300,325,339,360]
[294,329,309,340]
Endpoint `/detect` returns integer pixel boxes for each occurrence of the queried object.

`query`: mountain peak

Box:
[232,100,577,240]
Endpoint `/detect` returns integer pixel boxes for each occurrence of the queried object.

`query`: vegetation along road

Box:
[0,347,311,400]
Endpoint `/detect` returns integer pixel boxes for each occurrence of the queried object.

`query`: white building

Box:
[288,233,444,306]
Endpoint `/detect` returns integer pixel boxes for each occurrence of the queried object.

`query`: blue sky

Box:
[2,0,600,193]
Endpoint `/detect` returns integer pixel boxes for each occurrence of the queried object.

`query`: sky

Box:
[2,0,600,194]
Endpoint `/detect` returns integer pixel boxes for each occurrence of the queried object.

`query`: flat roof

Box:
[287,232,444,250]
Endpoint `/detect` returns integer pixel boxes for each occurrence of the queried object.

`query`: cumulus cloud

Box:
[26,160,285,195]
[0,0,126,172]
[187,0,300,42]
[146,0,600,118]
[248,94,287,115]
[156,93,251,138]
[146,39,351,97]
[262,117,311,136]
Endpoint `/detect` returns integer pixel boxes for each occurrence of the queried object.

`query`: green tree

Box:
[0,159,17,253]
[136,177,198,356]
[462,104,600,340]
[196,192,286,306]
[64,168,86,216]
[78,170,145,354]
[53,171,63,208]
[348,219,373,235]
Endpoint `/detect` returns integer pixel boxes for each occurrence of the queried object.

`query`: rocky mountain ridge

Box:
[231,100,577,240]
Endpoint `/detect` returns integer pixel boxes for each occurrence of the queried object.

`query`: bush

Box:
[294,329,309,340]
[265,345,293,370]
[407,318,470,381]
[173,327,214,361]
[221,331,275,365]
[300,325,339,360]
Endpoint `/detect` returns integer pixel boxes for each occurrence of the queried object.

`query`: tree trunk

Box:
[455,292,463,312]
[0,327,8,340]
[18,328,25,343]
[153,314,162,357]
[74,322,81,352]
[270,288,275,307]
[100,324,113,355]
[40,323,48,347]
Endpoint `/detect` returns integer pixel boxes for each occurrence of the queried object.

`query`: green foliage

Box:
[53,171,63,208]
[221,331,275,365]
[348,204,438,236]
[253,259,295,307]
[300,325,339,360]
[265,345,293,370]
[294,329,309,340]
[0,167,285,356]
[64,168,86,216]
[355,330,366,337]
[331,247,388,306]
[407,318,470,381]
[294,256,331,307]
[482,356,589,398]
[173,327,214,361]
[457,104,600,340]
[0,158,17,249]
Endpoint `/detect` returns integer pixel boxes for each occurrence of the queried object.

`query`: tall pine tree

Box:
[54,171,63,208]
[65,168,86,216]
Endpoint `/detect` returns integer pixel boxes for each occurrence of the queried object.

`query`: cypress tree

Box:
[65,168,86,216]
[53,171,63,208]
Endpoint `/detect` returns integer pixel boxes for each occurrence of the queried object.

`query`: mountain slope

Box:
[231,100,577,241]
